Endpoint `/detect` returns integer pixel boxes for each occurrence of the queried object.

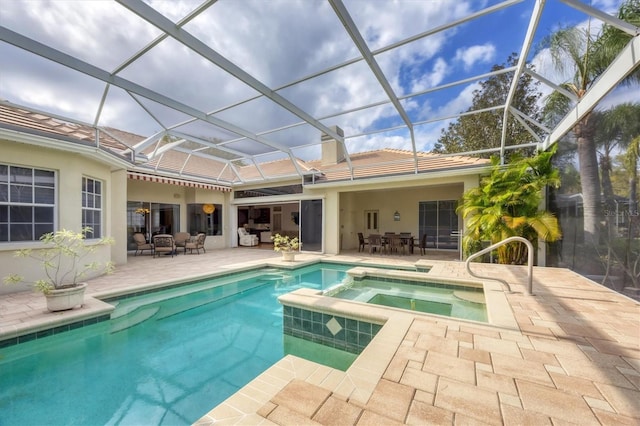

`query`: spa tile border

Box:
[283,305,382,354]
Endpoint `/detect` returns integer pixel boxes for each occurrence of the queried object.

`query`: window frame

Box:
[0,163,56,242]
[187,203,223,236]
[81,176,103,239]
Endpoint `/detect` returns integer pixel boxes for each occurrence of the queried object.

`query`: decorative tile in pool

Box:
[282,305,382,354]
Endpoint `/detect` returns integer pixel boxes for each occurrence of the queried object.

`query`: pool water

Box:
[0,262,353,426]
[368,294,453,316]
[331,279,488,322]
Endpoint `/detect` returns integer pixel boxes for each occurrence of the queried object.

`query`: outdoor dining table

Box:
[380,234,415,254]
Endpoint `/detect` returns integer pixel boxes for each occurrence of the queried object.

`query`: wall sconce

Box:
[393,211,401,221]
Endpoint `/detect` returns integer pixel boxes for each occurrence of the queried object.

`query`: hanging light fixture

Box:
[202,204,215,214]
[394,211,401,221]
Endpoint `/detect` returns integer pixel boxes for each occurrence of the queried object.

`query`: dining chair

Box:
[387,234,405,255]
[400,232,414,254]
[368,234,384,254]
[357,232,368,252]
[418,233,428,255]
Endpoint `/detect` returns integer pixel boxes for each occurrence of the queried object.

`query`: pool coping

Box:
[0,297,115,346]
[0,257,323,345]
[200,264,522,424]
[0,257,422,343]
[339,266,519,330]
[3,251,639,424]
[0,256,517,346]
[195,291,415,424]
[196,285,525,424]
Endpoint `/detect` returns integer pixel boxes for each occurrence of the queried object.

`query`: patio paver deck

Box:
[1,247,638,425]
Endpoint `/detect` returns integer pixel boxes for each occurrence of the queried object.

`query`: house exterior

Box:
[0,103,490,294]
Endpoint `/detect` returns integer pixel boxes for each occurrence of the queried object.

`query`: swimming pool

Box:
[0,262,356,425]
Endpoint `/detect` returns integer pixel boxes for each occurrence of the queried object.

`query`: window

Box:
[187,204,222,236]
[0,164,55,242]
[82,177,102,238]
[234,184,303,198]
[365,210,379,233]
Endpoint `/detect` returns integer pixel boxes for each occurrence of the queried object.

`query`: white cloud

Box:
[411,58,449,92]
[596,85,640,110]
[454,44,496,71]
[0,0,480,147]
[2,0,629,160]
[1,1,161,70]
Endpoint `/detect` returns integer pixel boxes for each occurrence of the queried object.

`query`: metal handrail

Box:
[465,236,534,295]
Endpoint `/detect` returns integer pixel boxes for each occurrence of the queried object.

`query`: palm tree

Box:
[599,103,640,206]
[458,147,562,265]
[591,0,640,79]
[542,0,639,246]
[542,26,601,245]
[624,135,640,208]
[621,135,640,287]
[589,103,640,287]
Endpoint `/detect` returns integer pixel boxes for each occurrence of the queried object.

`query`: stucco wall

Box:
[127,179,229,250]
[0,140,119,295]
[230,174,482,255]
[338,181,469,252]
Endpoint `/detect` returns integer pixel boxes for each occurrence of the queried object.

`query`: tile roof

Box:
[305,149,489,182]
[0,104,131,153]
[1,103,489,185]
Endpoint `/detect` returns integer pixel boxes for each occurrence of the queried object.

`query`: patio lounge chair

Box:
[185,233,206,254]
[238,227,259,246]
[174,232,191,253]
[133,232,154,256]
[152,234,176,258]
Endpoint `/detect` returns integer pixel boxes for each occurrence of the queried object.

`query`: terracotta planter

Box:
[45,283,87,312]
[281,251,296,262]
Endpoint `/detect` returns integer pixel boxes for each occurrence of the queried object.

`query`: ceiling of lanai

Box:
[0,0,638,186]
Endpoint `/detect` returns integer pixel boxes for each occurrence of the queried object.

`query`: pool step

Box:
[110,307,159,333]
[453,290,486,304]
[154,281,268,320]
[110,271,268,319]
[259,273,293,281]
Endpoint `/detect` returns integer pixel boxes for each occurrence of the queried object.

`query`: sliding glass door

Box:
[419,200,459,250]
[300,199,323,252]
[126,201,179,250]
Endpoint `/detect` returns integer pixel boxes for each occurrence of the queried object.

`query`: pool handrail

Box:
[465,236,534,295]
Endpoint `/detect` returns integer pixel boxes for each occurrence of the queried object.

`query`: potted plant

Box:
[3,227,115,312]
[271,233,300,261]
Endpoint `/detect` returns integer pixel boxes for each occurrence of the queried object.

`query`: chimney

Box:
[321,125,345,166]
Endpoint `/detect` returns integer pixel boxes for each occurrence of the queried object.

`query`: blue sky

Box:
[0,0,635,161]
